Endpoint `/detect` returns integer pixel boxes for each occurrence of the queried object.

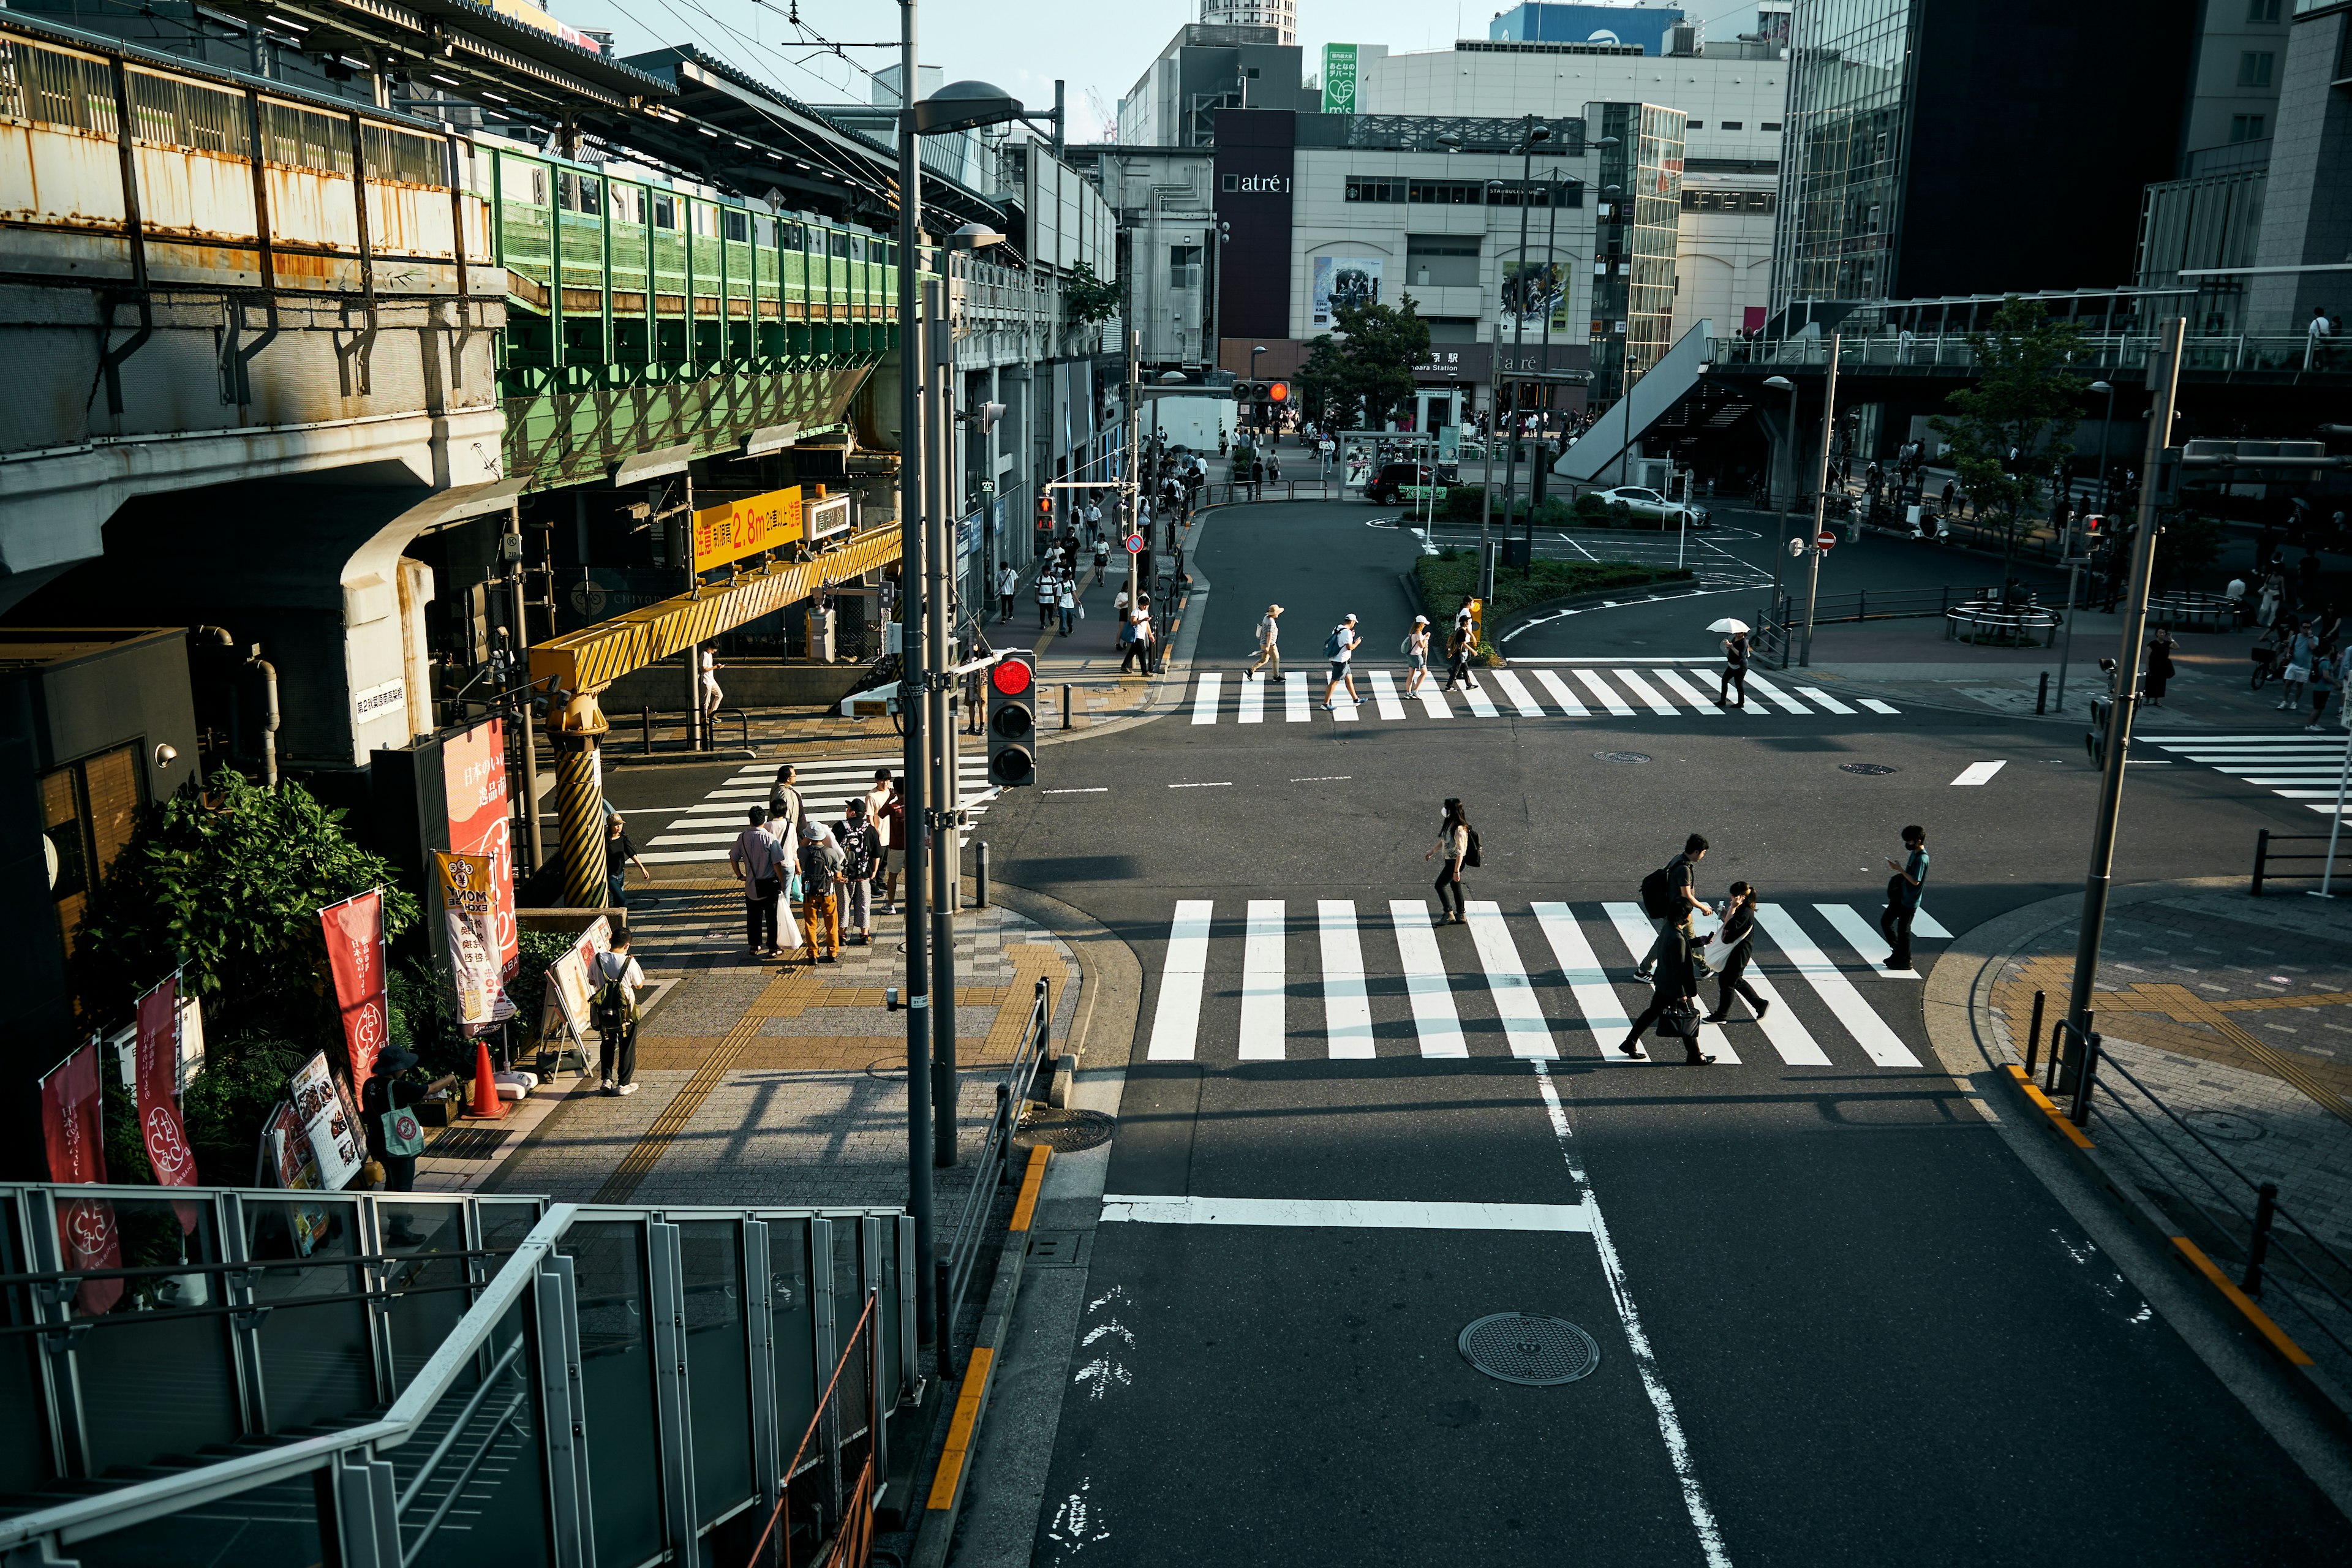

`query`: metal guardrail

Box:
[2251,828,2352,895]
[938,976,1052,1366]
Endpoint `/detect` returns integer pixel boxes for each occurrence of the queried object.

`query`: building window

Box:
[2231,113,2267,141]
[42,744,143,984]
[1760,121,1782,132]
[1687,120,1703,130]
[1220,172,1239,192]
[2247,0,2279,20]
[722,208,748,244]
[2238,51,2274,87]
[1169,244,1202,288]
[1718,121,1744,131]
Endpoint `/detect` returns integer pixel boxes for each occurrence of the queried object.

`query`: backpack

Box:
[1463,828,1482,869]
[1638,859,1680,919]
[1324,628,1346,659]
[1398,633,1417,656]
[593,970,635,1036]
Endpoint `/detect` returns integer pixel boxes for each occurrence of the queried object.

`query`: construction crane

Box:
[1085,86,1117,142]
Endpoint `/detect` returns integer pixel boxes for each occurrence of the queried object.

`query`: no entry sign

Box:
[1815,530,1838,549]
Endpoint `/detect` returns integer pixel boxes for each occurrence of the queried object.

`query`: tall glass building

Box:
[1588,102,1687,403]
[1772,0,1912,311]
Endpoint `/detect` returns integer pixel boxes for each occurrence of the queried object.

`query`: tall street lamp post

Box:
[1763,373,1798,611]
[1800,333,1842,668]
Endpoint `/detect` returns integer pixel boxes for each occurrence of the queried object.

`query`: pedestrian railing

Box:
[2250,829,2352,895]
[937,976,1052,1370]
[1199,480,1346,507]
[740,1287,884,1568]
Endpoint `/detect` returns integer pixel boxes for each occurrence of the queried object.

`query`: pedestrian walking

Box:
[1403,615,1432,695]
[1441,609,1479,693]
[698,647,725,731]
[2258,570,2285,628]
[729,807,786,957]
[1057,576,1078,636]
[1703,883,1770,1023]
[1036,565,1058,631]
[605,814,649,908]
[1634,834,1712,981]
[1618,907,1714,1065]
[1423,797,1476,924]
[796,820,845,962]
[2280,620,2316,712]
[1719,631,1751,708]
[1248,603,1285,681]
[835,798,878,945]
[996,563,1018,624]
[2306,647,2337,732]
[360,1044,427,1190]
[875,772,907,911]
[1322,614,1362,709]
[590,932,644,1095]
[1882,825,1929,971]
[1119,598,1153,674]
[2144,630,2174,706]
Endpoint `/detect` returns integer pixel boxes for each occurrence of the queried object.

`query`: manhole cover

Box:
[1013,1107,1117,1153]
[1839,763,1899,775]
[1458,1313,1601,1387]
[2183,1109,2265,1142]
[427,1126,510,1161]
[1593,751,1652,764]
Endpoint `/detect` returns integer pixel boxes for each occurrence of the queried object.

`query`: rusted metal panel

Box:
[366,178,454,262]
[265,162,359,254]
[5,122,129,228]
[130,142,256,239]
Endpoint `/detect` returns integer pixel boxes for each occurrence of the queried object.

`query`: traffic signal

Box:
[1267,380,1290,409]
[986,652,1037,788]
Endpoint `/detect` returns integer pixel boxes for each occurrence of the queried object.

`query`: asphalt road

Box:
[960,499,2345,1564]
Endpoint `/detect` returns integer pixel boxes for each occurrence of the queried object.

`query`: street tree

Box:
[1929,296,2087,598]
[1298,295,1431,430]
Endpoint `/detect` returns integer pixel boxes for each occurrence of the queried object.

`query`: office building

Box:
[1491,3,1689,54]
[1204,0,1299,48]
[1117,22,1319,148]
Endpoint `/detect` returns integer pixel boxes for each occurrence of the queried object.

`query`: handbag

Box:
[1657,1000,1701,1042]
[379,1106,426,1159]
[1077,601,1087,620]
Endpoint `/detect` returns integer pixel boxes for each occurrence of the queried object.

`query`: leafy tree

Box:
[1060,260,1122,326]
[2155,511,2224,594]
[1929,296,2087,598]
[1298,296,1431,430]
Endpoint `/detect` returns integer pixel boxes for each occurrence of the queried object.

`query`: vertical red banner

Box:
[441,718,518,979]
[321,889,389,1084]
[135,975,200,1231]
[39,1042,122,1316]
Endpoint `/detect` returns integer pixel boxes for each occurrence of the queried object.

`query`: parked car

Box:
[1591,486,1712,529]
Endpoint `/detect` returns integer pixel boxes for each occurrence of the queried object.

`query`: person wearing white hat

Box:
[1248,603,1285,681]
[1403,614,1432,696]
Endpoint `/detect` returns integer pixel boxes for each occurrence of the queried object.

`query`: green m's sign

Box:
[1322,43,1358,113]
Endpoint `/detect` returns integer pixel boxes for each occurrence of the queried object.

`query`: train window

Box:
[652,192,677,229]
[723,208,748,243]
[829,230,848,258]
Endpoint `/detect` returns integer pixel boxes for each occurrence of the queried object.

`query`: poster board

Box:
[262,1101,333,1256]
[288,1052,365,1191]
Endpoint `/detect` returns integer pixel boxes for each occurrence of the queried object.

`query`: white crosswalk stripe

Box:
[1129,898,1934,1071]
[1798,685,1856,715]
[1576,668,1638,716]
[1180,665,1900,725]
[1238,673,1265,723]
[639,755,989,862]
[1652,667,1723,714]
[1416,682,1452,718]
[1814,901,1919,979]
[1368,668,1409,719]
[2151,734,2352,818]
[1492,669,1547,717]
[1536,669,1591,717]
[1286,676,1310,722]
[1461,682,1500,718]
[1738,669,1815,715]
[1192,673,1221,724]
[1613,669,1681,718]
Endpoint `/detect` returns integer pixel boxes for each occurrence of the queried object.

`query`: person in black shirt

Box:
[361,1045,426,1194]
[1619,909,1714,1065]
[1703,883,1770,1024]
[835,799,878,946]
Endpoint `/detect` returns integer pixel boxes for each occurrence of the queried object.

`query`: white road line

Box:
[1601,903,1740,1064]
[1166,782,1232,789]
[1653,668,1724,714]
[1574,669,1638,716]
[1466,902,1558,1059]
[1191,673,1222,724]
[1950,760,2007,786]
[1857,698,1901,714]
[1912,908,1953,940]
[1238,673,1265,724]
[1145,900,1213,1061]
[1417,682,1453,718]
[1814,902,1920,979]
[1319,900,1376,1059]
[1536,669,1592,716]
[1529,1061,1733,1568]
[1390,901,1469,1058]
[1708,937,1831,1066]
[1461,682,1500,718]
[1738,670,1813,714]
[1797,685,1856,715]
[1042,787,1110,794]
[1493,669,1547,717]
[1330,688,1360,721]
[1286,677,1310,722]
[1099,1194,1593,1232]
[1613,669,1683,717]
[648,830,755,847]
[1368,668,1409,720]
[1239,899,1286,1061]
[1532,902,1635,1060]
[640,850,728,864]
[1753,904,1920,1066]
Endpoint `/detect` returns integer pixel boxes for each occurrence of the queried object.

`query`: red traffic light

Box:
[990,658,1033,696]
[1267,381,1290,403]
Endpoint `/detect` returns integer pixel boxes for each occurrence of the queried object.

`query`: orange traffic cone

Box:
[463,1039,506,1120]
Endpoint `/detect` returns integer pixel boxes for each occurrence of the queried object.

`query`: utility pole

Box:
[1126,328,1143,636]
[892,0,935,1357]
[2060,316,2185,1089]
[1800,333,1841,668]
[924,277,959,1168]
[1500,114,1537,566]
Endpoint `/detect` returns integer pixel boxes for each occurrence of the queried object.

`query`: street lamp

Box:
[2087,379,2117,522]
[1763,374,1800,608]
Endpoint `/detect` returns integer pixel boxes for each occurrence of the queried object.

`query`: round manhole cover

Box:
[1594,751,1652,765]
[1839,763,1899,775]
[1013,1107,1118,1153]
[1458,1313,1601,1387]
[2183,1109,2264,1142]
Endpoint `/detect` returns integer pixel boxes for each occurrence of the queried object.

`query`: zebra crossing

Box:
[2148,733,2352,821]
[636,753,993,864]
[1143,897,1954,1068]
[1193,661,1901,726]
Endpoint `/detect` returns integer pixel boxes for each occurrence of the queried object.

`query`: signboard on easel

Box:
[538,918,613,1063]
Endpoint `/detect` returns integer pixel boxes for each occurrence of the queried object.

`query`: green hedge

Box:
[1441,489,1665,529]
[1415,552,1694,626]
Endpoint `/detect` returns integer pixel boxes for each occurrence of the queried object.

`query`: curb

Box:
[909,1145,1052,1568]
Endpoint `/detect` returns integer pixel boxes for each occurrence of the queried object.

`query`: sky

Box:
[547,0,1770,141]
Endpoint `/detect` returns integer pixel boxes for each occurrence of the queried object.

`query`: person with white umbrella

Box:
[1711,617,1752,708]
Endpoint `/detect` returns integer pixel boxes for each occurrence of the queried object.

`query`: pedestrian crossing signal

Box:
[986,652,1038,787]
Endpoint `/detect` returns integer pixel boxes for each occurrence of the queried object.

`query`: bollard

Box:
[2024,989,2046,1077]
[975,839,990,908]
[642,704,653,755]
[1063,682,1073,730]
[2070,1030,2101,1126]
[2037,671,2050,715]
[2242,1182,2280,1297]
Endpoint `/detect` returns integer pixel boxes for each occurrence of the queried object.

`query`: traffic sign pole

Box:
[1801,331,1842,668]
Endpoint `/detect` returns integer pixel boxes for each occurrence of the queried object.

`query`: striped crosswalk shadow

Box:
[2149,733,2352,820]
[1182,663,1899,725]
[639,753,992,864]
[1139,897,1940,1069]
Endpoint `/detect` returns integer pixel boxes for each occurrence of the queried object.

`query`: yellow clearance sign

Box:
[692,486,802,573]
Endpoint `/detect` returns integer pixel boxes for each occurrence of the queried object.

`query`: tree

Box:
[1297,296,1431,430]
[1929,296,2087,598]
[1060,260,1121,326]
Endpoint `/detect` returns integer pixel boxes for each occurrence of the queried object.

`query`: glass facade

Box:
[1587,102,1688,405]
[1771,0,1915,312]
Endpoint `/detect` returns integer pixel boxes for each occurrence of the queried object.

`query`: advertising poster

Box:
[289,1050,365,1191]
[692,484,803,573]
[262,1101,332,1257]
[1501,258,1570,334]
[1311,256,1382,328]
[40,1041,122,1315]
[436,851,512,1034]
[441,718,518,979]
[134,975,200,1230]
[1321,42,1358,113]
[320,889,388,1084]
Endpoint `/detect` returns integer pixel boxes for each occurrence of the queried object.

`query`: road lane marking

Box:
[1099,1195,1593,1231]
[1239,900,1286,1060]
[1574,669,1637,716]
[1191,673,1221,724]
[1814,902,1920,979]
[1493,669,1547,716]
[1286,677,1310,722]
[1951,760,2007,786]
[1753,905,1920,1066]
[1043,788,1109,794]
[1535,669,1592,715]
[1532,902,1635,1060]
[1367,668,1409,719]
[1145,901,1213,1061]
[1797,685,1856,715]
[1389,901,1469,1058]
[1461,682,1500,718]
[1913,909,1953,939]
[1417,682,1453,718]
[1613,669,1682,717]
[1466,902,1558,1059]
[1858,698,1901,714]
[1653,667,1724,713]
[1238,672,1264,723]
[1737,670,1813,714]
[1166,782,1231,788]
[1319,900,1376,1058]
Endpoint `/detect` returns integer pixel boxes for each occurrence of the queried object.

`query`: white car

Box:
[1593,486,1713,529]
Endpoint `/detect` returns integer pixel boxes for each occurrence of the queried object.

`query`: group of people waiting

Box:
[726,764,906,966]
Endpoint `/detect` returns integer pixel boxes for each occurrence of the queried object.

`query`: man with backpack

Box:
[592,929,644,1096]
[1442,607,1480,693]
[835,798,879,947]
[797,819,847,963]
[1634,834,1714,982]
[1322,613,1362,710]
[766,763,803,845]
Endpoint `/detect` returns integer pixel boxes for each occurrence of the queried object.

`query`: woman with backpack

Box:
[1403,616,1432,696]
[1619,907,1714,1065]
[1423,797,1476,924]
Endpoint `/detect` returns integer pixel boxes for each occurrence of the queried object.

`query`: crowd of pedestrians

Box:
[1306,604,1484,710]
[710,763,906,968]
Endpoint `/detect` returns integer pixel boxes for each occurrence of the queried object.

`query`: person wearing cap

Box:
[1248,603,1284,682]
[1322,613,1361,710]
[835,797,878,946]
[361,1044,426,1194]
[1403,614,1433,696]
[796,818,845,963]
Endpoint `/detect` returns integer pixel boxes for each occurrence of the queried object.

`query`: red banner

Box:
[442,718,518,979]
[39,1042,122,1316]
[321,889,390,1083]
[135,976,200,1231]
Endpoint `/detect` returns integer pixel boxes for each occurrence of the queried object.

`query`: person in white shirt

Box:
[729,807,785,957]
[1036,566,1059,631]
[1057,576,1078,635]
[1247,603,1284,682]
[699,647,724,729]
[998,563,1019,623]
[592,930,645,1095]
[1322,613,1361,710]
